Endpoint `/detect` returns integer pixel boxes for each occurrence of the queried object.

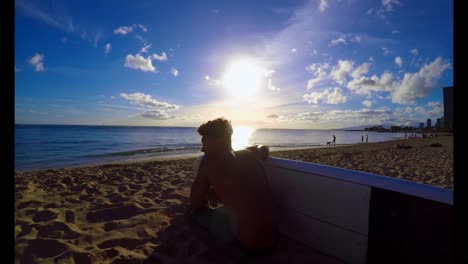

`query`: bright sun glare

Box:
[232,126,255,150]
[222,58,264,98]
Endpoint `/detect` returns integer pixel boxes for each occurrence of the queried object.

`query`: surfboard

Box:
[264,157,453,264]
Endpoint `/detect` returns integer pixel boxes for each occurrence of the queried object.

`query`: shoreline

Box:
[15,135,453,189]
[15,143,355,173]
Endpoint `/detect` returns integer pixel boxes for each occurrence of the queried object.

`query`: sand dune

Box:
[15,135,452,263]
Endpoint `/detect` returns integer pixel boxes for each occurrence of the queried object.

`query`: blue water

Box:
[15,124,406,171]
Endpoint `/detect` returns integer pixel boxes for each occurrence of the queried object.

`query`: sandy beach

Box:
[15,135,453,263]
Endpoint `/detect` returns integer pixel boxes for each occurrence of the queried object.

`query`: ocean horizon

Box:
[15,124,407,171]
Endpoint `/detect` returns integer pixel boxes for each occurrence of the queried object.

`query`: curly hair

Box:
[197,117,233,146]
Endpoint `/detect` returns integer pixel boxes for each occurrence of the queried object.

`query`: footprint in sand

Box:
[64,197,82,204]
[20,239,70,263]
[17,200,42,210]
[37,221,81,240]
[16,223,33,238]
[86,204,148,223]
[97,237,148,251]
[32,209,59,222]
[65,210,75,223]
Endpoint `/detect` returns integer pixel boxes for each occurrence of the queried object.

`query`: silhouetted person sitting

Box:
[187,117,278,259]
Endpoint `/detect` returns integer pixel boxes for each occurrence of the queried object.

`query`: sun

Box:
[222,58,264,98]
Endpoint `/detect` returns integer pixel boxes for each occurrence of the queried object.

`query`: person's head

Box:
[197,117,233,153]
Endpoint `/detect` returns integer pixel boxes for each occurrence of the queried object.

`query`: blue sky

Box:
[15,0,453,129]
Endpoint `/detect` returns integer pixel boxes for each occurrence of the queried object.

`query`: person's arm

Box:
[189,158,211,209]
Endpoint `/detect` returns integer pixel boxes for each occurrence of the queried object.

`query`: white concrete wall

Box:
[265,161,370,264]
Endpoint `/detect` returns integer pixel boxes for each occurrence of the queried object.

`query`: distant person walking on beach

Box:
[332,135,336,146]
[361,135,364,143]
[366,134,368,143]
[187,117,278,257]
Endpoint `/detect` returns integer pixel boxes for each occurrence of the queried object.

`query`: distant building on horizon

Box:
[443,86,453,129]
[426,118,432,129]
[436,118,442,128]
[419,123,424,129]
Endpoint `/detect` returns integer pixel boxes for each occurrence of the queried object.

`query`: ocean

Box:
[15,124,406,171]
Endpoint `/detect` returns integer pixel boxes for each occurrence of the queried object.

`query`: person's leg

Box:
[188,206,251,260]
[190,206,236,244]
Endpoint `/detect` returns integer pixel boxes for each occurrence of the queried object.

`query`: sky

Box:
[15,0,453,129]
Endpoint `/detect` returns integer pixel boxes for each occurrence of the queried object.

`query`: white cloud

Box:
[291,48,297,53]
[15,0,74,32]
[409,48,419,56]
[330,38,347,46]
[297,111,323,121]
[303,87,347,104]
[105,43,111,55]
[319,0,329,12]
[114,26,134,35]
[427,101,440,108]
[330,60,353,85]
[110,96,116,99]
[382,0,401,12]
[120,92,180,120]
[140,109,170,120]
[414,106,426,115]
[296,107,395,125]
[29,53,43,65]
[114,24,148,35]
[28,53,45,72]
[382,47,392,55]
[152,52,168,61]
[93,32,101,48]
[328,107,393,123]
[140,44,151,53]
[135,34,148,44]
[306,63,329,89]
[347,72,394,95]
[367,0,401,22]
[205,75,222,86]
[351,62,371,79]
[392,57,451,104]
[404,106,413,114]
[427,101,443,116]
[350,36,361,43]
[392,30,400,34]
[264,69,276,77]
[28,109,48,115]
[120,92,180,110]
[137,24,148,32]
[124,54,155,72]
[268,79,280,91]
[171,67,179,77]
[395,56,403,67]
[362,100,373,108]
